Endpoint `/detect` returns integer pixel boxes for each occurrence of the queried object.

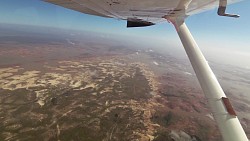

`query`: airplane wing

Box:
[44,0,240,26]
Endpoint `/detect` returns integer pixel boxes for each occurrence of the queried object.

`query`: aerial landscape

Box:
[0,23,250,141]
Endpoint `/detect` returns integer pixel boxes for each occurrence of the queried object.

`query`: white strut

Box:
[169,18,248,141]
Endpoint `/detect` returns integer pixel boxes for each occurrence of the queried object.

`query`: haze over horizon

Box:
[0,0,249,68]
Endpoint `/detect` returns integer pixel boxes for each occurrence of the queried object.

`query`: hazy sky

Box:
[0,0,249,67]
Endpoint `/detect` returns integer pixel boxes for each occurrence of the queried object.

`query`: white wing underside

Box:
[45,0,240,24]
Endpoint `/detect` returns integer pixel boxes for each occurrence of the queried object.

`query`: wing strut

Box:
[167,17,248,141]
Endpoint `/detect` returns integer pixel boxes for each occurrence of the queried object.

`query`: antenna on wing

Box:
[218,0,240,18]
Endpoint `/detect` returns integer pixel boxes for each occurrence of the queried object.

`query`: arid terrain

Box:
[0,24,250,141]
